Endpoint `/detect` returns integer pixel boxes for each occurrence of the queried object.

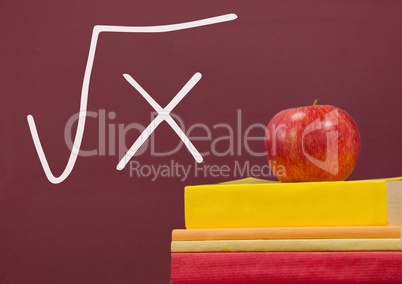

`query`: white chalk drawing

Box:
[27,14,238,184]
[118,72,203,170]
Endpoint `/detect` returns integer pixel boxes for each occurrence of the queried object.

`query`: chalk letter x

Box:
[117,72,203,170]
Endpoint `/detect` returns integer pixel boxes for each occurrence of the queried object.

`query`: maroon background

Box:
[1,1,402,283]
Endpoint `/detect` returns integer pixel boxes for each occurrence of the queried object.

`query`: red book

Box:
[171,252,402,283]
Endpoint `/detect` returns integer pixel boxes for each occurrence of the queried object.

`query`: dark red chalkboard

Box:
[1,1,402,283]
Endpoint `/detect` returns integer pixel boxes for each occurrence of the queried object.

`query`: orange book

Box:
[172,226,401,241]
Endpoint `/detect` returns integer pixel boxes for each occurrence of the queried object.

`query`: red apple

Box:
[264,100,360,182]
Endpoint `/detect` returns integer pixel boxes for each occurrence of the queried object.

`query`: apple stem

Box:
[313,98,319,106]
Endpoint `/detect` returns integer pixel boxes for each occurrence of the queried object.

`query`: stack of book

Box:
[171,177,402,283]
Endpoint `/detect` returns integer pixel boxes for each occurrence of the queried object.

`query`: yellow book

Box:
[171,238,402,252]
[184,178,402,229]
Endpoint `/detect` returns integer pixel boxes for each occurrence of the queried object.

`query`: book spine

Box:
[171,252,402,284]
[388,181,402,225]
[171,238,402,252]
